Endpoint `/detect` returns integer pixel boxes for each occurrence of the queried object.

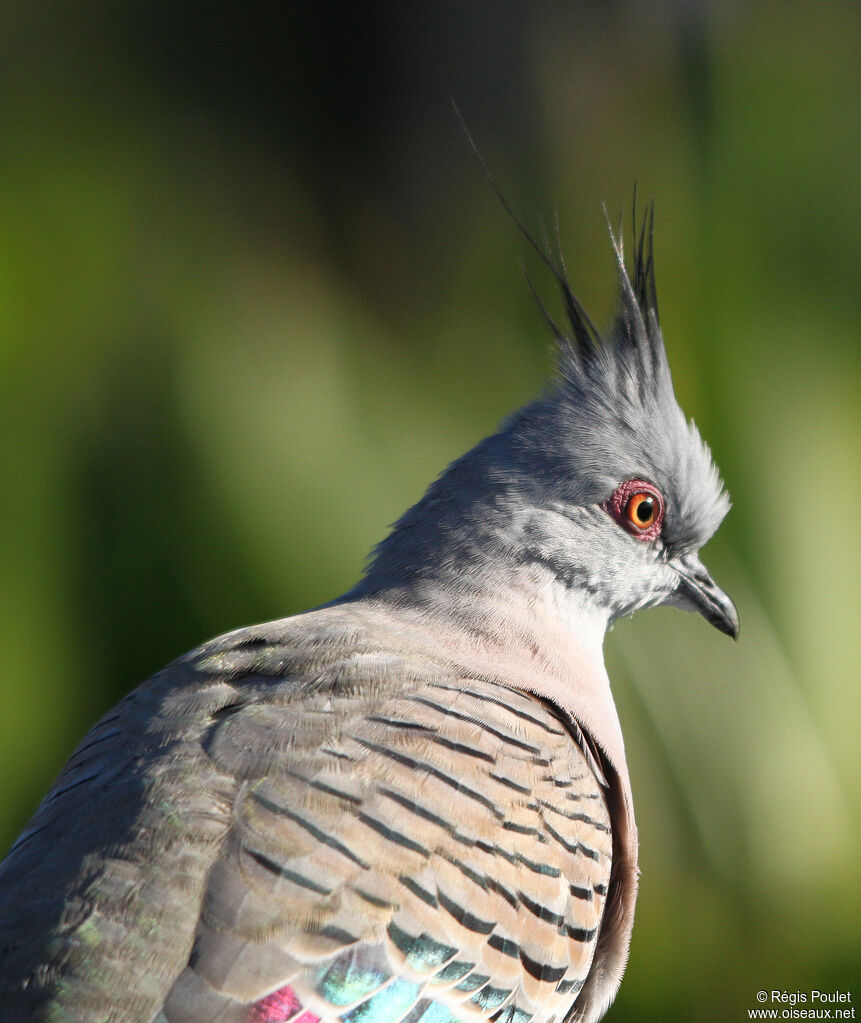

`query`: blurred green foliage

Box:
[0,2,857,1019]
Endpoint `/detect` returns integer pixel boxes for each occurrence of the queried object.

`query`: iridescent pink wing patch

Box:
[248,984,321,1023]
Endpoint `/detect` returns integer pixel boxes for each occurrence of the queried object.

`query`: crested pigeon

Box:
[0,207,737,1023]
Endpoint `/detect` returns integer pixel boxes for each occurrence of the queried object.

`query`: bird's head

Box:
[359,205,737,641]
[499,207,738,638]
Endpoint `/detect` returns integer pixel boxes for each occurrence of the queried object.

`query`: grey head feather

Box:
[544,205,731,554]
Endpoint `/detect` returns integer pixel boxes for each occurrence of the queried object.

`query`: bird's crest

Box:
[539,204,730,555]
[457,127,730,554]
[452,106,664,385]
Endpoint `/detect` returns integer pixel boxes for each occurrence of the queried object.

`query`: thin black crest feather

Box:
[520,260,567,346]
[603,202,651,355]
[451,102,661,367]
[451,100,603,360]
[630,186,659,326]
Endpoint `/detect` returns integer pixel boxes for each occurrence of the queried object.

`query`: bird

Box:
[0,203,737,1023]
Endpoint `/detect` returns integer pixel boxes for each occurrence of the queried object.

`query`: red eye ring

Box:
[602,479,665,541]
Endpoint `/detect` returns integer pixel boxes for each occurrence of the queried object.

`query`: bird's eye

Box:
[602,479,665,541]
[626,492,658,528]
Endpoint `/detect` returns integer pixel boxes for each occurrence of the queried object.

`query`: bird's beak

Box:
[673,554,739,639]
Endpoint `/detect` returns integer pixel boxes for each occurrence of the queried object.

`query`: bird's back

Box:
[0,602,614,1023]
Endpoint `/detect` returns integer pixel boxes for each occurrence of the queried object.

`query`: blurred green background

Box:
[0,2,858,1019]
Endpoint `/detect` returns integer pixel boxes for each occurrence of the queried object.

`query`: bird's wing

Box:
[161,661,612,1021]
[0,612,612,1023]
[0,648,241,1021]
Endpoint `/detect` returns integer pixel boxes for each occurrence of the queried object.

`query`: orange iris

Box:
[625,492,658,530]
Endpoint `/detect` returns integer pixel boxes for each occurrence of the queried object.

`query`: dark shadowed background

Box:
[0,2,858,1019]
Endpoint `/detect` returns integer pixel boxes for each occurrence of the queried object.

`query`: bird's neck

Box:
[352,555,613,735]
[344,440,627,781]
[352,427,604,651]
[344,559,632,828]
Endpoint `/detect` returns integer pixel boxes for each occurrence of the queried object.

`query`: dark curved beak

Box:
[673,554,739,639]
